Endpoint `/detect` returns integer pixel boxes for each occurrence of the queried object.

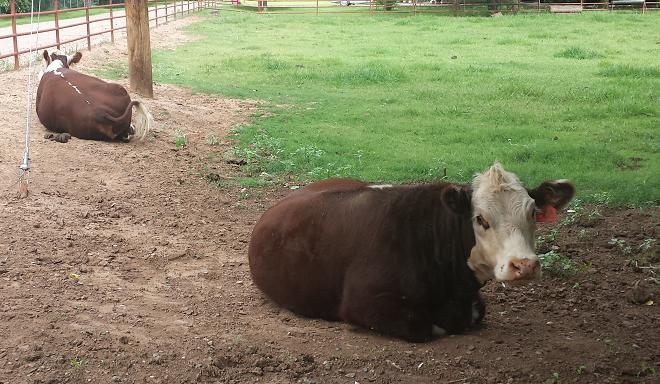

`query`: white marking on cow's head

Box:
[368,184,393,190]
[466,163,574,284]
[38,60,63,82]
[38,50,82,81]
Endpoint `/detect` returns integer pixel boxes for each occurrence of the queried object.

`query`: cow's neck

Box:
[467,251,492,286]
[431,208,482,294]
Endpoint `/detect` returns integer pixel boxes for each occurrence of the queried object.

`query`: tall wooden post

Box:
[10,0,19,70]
[54,0,61,49]
[125,0,154,98]
[85,0,91,50]
[109,0,115,43]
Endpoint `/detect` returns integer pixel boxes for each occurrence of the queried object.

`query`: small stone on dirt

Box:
[249,367,263,376]
[25,353,42,362]
[629,281,654,304]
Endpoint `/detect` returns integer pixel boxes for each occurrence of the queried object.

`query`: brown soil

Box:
[1,16,659,384]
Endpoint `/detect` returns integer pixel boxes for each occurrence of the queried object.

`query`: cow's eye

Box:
[476,215,490,230]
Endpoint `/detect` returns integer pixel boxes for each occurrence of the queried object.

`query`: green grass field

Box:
[114,11,659,204]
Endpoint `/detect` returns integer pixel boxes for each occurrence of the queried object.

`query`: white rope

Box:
[18,0,43,195]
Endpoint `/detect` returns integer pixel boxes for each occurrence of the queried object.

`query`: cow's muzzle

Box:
[509,257,540,280]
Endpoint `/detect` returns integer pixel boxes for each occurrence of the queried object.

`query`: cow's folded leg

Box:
[97,125,118,141]
[471,294,486,326]
[432,295,483,335]
[339,285,431,342]
[44,132,71,143]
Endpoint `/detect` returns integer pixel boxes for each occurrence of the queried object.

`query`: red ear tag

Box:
[536,205,557,223]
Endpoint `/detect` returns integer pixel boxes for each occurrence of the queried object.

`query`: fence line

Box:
[0,0,219,70]
[214,0,656,15]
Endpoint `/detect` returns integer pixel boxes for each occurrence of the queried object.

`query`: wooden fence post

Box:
[125,0,154,97]
[85,0,91,50]
[110,0,115,43]
[10,0,19,70]
[54,0,61,49]
[155,0,159,26]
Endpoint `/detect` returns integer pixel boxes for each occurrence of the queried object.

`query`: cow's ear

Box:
[528,180,575,222]
[442,185,472,216]
[70,52,82,65]
[43,50,51,65]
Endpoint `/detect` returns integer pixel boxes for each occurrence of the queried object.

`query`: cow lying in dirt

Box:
[249,163,575,342]
[36,50,152,143]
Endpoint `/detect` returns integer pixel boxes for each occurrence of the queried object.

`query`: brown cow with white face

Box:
[36,50,151,143]
[248,163,574,342]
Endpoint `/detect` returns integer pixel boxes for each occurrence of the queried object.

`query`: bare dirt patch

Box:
[1,15,658,384]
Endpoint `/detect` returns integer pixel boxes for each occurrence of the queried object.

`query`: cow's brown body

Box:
[36,50,151,142]
[249,179,483,342]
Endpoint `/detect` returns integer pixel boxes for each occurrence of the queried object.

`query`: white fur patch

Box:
[66,81,82,94]
[368,184,393,190]
[431,325,447,337]
[471,301,481,323]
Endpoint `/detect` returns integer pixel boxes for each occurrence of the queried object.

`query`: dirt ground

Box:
[1,15,659,384]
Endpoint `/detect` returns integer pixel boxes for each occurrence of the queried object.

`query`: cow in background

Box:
[249,163,575,342]
[36,50,152,143]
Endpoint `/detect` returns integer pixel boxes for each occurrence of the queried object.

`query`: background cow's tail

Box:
[131,101,152,142]
[100,100,152,141]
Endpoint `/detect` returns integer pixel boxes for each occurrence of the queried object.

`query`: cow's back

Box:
[248,179,382,319]
[77,73,131,114]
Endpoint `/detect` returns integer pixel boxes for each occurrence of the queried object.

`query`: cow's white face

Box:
[467,163,574,283]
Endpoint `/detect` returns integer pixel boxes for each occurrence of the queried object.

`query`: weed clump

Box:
[555,47,604,60]
[174,129,187,149]
[540,250,581,278]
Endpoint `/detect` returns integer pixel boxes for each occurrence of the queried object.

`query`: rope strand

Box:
[18,0,43,198]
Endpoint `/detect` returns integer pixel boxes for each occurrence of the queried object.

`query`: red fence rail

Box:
[0,0,219,70]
